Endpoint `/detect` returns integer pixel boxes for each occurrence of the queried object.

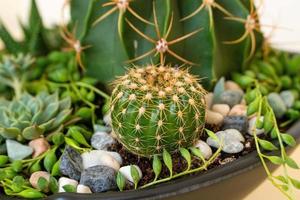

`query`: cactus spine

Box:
[110,65,206,157]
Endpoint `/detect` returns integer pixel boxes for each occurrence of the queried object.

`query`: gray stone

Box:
[6,139,33,161]
[219,90,243,107]
[59,146,83,181]
[206,129,245,154]
[280,90,295,108]
[91,131,115,150]
[223,142,244,154]
[267,93,287,118]
[213,77,225,104]
[223,116,248,133]
[80,165,117,193]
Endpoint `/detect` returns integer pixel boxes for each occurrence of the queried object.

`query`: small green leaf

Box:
[245,88,259,104]
[285,157,299,169]
[16,188,45,198]
[152,155,162,180]
[29,161,41,174]
[64,137,82,150]
[275,175,288,184]
[37,177,48,191]
[0,155,9,166]
[68,127,90,147]
[163,149,173,177]
[116,171,126,191]
[263,111,274,133]
[258,139,278,151]
[11,160,23,172]
[205,129,219,143]
[12,176,25,192]
[281,134,296,147]
[289,177,300,189]
[51,132,65,146]
[179,148,191,170]
[247,98,260,116]
[75,107,92,120]
[51,160,61,176]
[63,184,76,193]
[189,147,205,160]
[130,165,141,189]
[270,128,278,139]
[279,184,289,192]
[266,156,284,165]
[49,176,59,193]
[43,149,57,172]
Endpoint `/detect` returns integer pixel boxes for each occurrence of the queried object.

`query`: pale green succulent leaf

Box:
[39,119,55,131]
[49,109,72,131]
[0,127,21,139]
[22,125,45,140]
[58,97,71,110]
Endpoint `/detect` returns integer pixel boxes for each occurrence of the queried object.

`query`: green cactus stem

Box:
[110,65,206,157]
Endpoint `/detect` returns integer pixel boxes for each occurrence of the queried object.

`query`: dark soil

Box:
[108,126,257,190]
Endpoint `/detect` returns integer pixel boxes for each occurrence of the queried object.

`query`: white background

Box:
[0,0,300,52]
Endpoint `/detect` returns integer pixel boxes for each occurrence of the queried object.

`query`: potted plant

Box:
[0,0,299,199]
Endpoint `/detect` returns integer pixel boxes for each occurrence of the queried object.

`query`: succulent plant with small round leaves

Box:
[0,92,72,141]
[110,65,207,157]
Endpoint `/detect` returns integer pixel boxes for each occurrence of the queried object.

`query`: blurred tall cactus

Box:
[0,0,62,55]
[70,0,260,87]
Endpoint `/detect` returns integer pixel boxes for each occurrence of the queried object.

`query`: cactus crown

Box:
[110,65,206,157]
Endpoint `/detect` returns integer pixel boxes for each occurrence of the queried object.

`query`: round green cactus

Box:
[110,65,207,157]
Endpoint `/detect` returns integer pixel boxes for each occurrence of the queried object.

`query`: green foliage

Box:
[0,54,35,98]
[110,65,206,156]
[235,51,300,127]
[246,83,300,199]
[0,92,72,141]
[70,0,254,87]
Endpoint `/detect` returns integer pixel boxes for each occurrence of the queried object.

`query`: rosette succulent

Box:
[0,92,72,141]
[110,65,206,157]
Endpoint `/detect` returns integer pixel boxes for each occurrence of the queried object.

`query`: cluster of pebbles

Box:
[203,78,265,156]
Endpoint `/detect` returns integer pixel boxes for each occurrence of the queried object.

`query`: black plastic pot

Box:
[3,121,300,200]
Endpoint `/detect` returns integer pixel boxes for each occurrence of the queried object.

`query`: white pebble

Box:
[103,113,112,126]
[77,184,92,193]
[81,150,120,171]
[119,165,142,183]
[206,129,245,154]
[248,116,264,136]
[107,151,123,165]
[58,177,78,193]
[194,140,212,159]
